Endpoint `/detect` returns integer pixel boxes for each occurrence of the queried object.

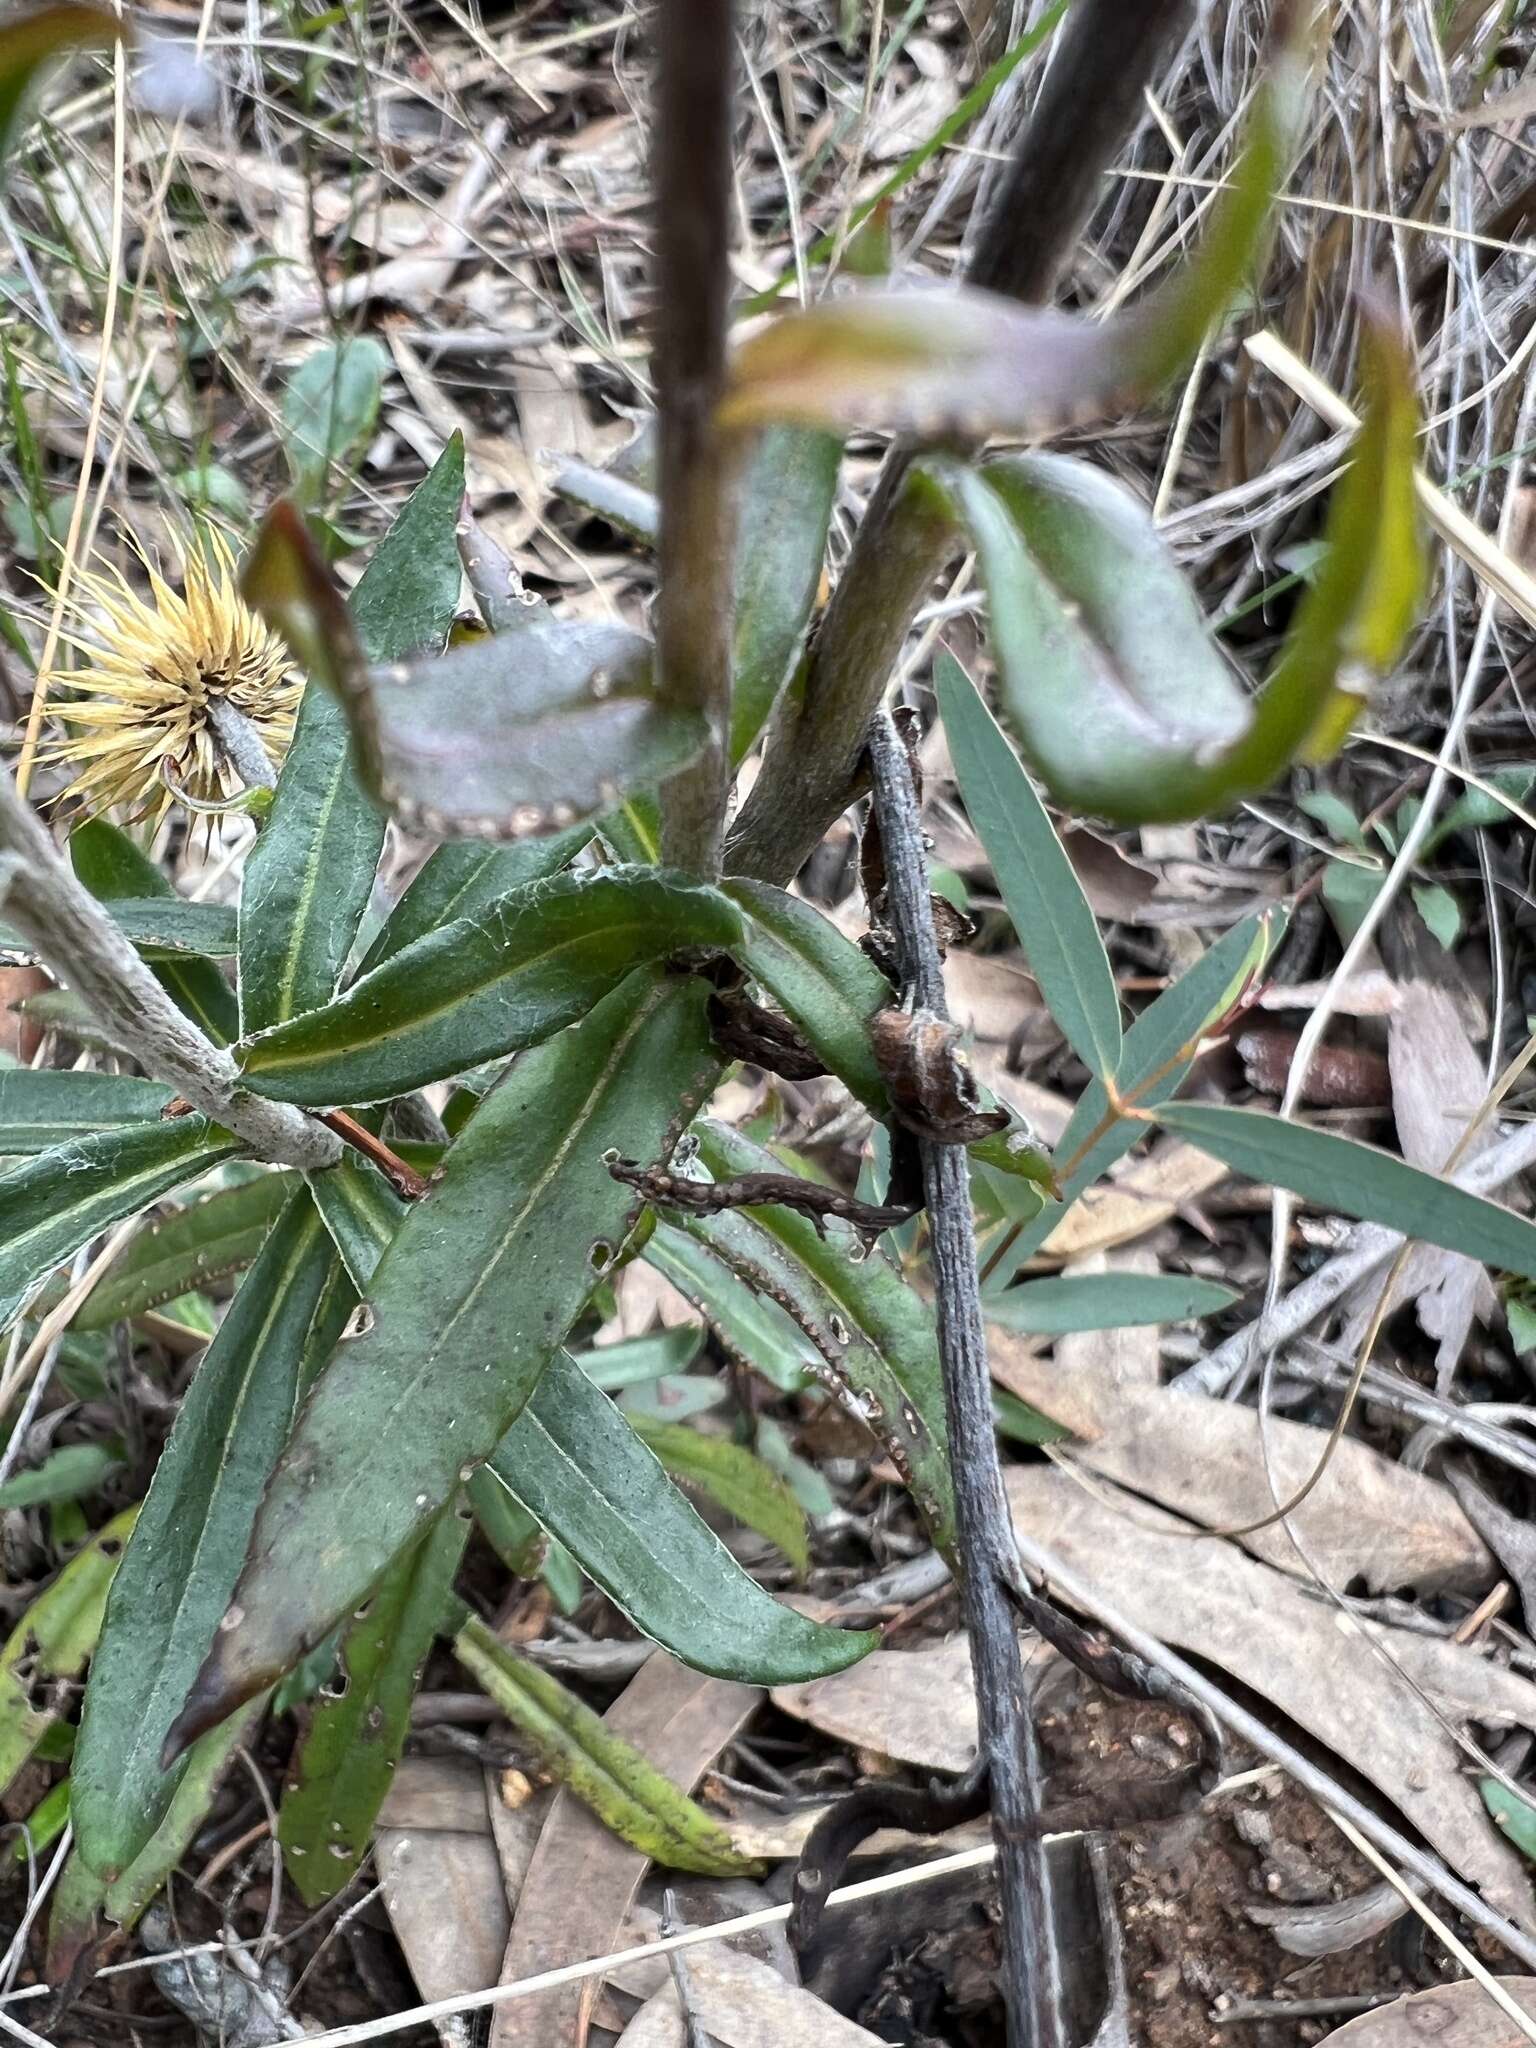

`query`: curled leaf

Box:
[937,313,1420,824]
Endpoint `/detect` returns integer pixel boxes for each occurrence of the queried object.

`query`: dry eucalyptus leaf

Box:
[376,1758,511,2012]
[620,1945,886,2047]
[1038,1138,1227,1261]
[490,1654,763,2048]
[771,1635,978,1774]
[1321,1977,1536,2045]
[1007,1468,1536,1928]
[1379,978,1498,1384]
[989,1355,1493,1594]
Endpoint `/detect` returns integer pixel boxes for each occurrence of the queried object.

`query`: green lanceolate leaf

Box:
[239,868,742,1107]
[296,1176,854,1686]
[239,436,466,1034]
[69,820,237,1043]
[0,1070,173,1154]
[283,338,388,509]
[689,1122,956,1555]
[727,877,891,1112]
[168,973,722,1747]
[0,897,236,960]
[0,1507,135,1798]
[359,822,593,974]
[990,912,1277,1285]
[48,1700,265,1981]
[1158,1103,1536,1284]
[305,1154,410,1290]
[72,1193,350,1877]
[0,4,117,167]
[626,1416,809,1575]
[937,653,1122,1081]
[278,1505,469,1905]
[64,1169,295,1331]
[452,1613,762,1876]
[577,1326,704,1390]
[719,40,1291,439]
[1239,311,1422,770]
[0,1118,242,1337]
[488,1351,869,1681]
[729,430,840,762]
[645,1221,821,1392]
[990,1271,1239,1335]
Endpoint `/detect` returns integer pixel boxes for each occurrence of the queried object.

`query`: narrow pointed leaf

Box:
[937,652,1121,1080]
[0,1118,242,1336]
[1159,1102,1536,1282]
[992,912,1277,1282]
[170,974,721,1745]
[277,1505,469,1905]
[72,1193,350,1876]
[626,1416,809,1574]
[239,869,742,1106]
[69,820,237,1043]
[729,429,840,762]
[0,896,237,959]
[720,49,1291,438]
[488,1351,872,1682]
[990,1272,1239,1335]
[305,1153,409,1290]
[298,1169,856,1687]
[359,821,592,973]
[62,1169,296,1331]
[0,1070,174,1153]
[452,1614,762,1876]
[0,1508,135,1798]
[239,436,465,1033]
[691,1121,956,1554]
[0,4,118,166]
[645,1220,821,1392]
[0,1440,122,1508]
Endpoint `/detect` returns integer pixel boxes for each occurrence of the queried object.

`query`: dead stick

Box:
[865,710,1063,2048]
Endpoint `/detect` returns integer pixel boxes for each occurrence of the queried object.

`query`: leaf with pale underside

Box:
[719,44,1290,438]
[935,315,1420,826]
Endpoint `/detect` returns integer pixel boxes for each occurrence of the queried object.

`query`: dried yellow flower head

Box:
[41,530,300,825]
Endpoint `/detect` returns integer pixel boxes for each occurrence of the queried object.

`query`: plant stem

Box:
[866,710,1062,2048]
[0,770,340,1172]
[725,0,1195,886]
[653,0,738,877]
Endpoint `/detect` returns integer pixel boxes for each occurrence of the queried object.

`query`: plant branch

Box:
[725,0,1194,886]
[865,710,1062,2048]
[653,0,738,876]
[0,771,340,1172]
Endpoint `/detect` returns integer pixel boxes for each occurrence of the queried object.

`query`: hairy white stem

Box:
[0,771,339,1171]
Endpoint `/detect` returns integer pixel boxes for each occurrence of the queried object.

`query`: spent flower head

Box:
[42,529,299,825]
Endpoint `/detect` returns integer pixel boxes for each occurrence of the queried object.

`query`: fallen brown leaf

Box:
[620,1944,885,2047]
[1321,1976,1536,2044]
[1007,1467,1536,1928]
[490,1654,763,2048]
[988,1354,1493,1594]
